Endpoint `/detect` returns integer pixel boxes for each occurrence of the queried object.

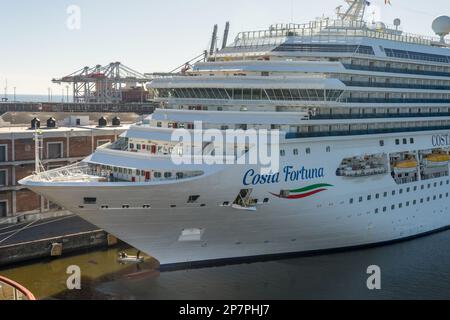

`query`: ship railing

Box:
[30,163,109,183]
[0,276,36,301]
[232,19,445,47]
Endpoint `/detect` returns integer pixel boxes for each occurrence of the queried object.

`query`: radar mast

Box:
[337,0,368,22]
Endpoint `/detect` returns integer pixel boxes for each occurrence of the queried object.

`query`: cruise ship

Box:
[20,0,450,266]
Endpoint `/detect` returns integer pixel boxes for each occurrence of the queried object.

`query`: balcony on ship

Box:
[24,161,205,185]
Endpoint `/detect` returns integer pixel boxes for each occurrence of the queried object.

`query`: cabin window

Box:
[154,172,162,178]
[84,197,97,205]
[188,195,200,203]
[164,172,172,179]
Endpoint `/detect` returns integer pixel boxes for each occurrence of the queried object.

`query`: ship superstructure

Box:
[20,0,450,266]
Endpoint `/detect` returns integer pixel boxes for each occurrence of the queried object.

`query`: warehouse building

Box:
[0,113,133,223]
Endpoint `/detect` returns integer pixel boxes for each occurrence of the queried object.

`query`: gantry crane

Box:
[52,62,149,104]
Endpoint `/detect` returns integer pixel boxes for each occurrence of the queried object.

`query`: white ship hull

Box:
[23,133,450,266]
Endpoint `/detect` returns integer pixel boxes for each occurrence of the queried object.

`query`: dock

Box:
[0,215,117,266]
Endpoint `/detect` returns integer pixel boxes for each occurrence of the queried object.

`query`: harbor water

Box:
[1,230,449,300]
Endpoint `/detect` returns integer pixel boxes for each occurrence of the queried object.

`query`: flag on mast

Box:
[385,0,392,5]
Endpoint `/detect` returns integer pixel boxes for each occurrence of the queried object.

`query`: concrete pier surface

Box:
[0,215,114,266]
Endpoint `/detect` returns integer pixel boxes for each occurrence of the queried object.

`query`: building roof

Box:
[0,124,130,139]
[0,112,140,126]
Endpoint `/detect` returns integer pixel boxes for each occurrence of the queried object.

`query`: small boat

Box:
[393,160,418,174]
[424,154,450,167]
[118,251,145,264]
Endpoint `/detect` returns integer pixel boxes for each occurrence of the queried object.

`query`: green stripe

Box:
[290,184,334,194]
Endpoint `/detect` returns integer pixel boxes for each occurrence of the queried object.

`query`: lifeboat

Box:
[393,160,418,174]
[424,154,450,167]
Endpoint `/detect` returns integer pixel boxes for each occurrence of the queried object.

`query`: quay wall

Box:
[0,230,114,266]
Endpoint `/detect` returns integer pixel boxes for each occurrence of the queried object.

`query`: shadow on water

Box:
[1,231,450,300]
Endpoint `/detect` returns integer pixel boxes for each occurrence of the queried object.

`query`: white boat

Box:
[20,0,450,267]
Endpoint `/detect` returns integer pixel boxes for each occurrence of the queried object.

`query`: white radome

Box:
[432,15,450,36]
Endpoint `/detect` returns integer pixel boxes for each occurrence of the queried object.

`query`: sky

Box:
[0,0,448,95]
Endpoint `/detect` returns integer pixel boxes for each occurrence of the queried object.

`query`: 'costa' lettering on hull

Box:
[432,134,450,147]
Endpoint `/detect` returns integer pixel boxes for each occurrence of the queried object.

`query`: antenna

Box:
[222,22,230,50]
[394,18,401,31]
[209,24,218,56]
[337,0,368,22]
[290,0,294,23]
[33,128,44,174]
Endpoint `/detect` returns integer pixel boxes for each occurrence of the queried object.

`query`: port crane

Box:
[52,62,149,104]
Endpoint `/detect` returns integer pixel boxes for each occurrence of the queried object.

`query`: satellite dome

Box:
[432,16,450,36]
[368,21,386,31]
[375,22,386,30]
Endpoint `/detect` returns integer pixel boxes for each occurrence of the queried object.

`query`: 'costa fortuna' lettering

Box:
[432,134,450,147]
[243,166,325,186]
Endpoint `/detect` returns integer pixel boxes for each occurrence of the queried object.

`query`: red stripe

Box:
[271,189,327,199]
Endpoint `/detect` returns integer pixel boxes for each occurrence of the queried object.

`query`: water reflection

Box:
[1,231,449,300]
